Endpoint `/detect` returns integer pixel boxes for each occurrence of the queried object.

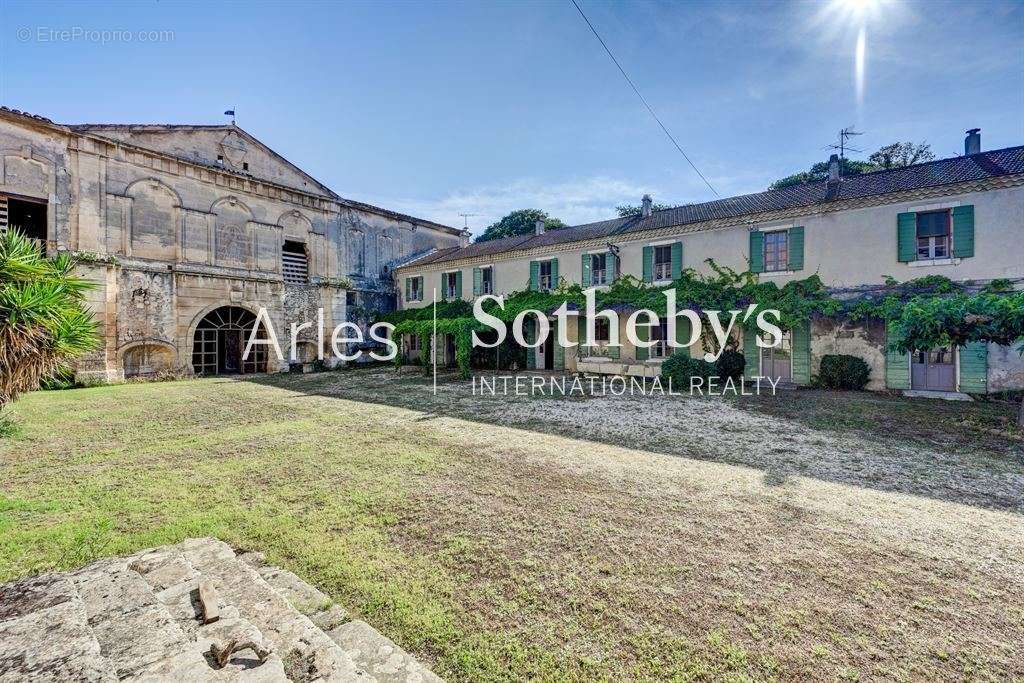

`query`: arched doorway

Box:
[191,306,268,375]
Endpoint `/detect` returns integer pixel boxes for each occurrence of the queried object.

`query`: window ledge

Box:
[909,258,961,267]
[758,269,798,278]
[652,279,673,286]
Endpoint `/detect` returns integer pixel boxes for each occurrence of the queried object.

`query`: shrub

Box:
[817,354,871,390]
[715,349,746,381]
[661,351,717,388]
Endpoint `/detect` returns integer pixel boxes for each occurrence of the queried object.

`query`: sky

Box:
[2,0,1021,235]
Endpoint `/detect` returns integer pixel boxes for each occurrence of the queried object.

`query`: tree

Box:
[0,230,98,417]
[475,209,565,243]
[616,203,674,217]
[887,290,1024,425]
[869,142,935,169]
[768,142,936,190]
[770,158,877,190]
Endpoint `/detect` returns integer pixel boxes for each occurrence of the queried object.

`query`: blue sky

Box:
[2,0,1021,234]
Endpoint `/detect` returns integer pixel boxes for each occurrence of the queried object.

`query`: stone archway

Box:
[191,306,267,375]
[120,341,176,379]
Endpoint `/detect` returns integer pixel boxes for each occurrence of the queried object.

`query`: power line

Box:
[569,0,720,197]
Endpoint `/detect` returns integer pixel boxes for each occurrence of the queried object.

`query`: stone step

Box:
[238,553,442,683]
[177,538,371,682]
[1,538,443,682]
[0,574,115,682]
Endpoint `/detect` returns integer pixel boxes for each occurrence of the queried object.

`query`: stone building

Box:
[0,106,466,380]
[396,130,1024,395]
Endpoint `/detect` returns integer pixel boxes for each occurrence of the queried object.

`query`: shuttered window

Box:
[282,240,308,284]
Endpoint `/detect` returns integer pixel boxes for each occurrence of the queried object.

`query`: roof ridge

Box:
[641,144,1024,223]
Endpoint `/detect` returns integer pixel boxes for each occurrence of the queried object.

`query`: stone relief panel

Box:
[116,269,176,346]
[128,180,177,261]
[213,198,252,268]
[254,225,280,273]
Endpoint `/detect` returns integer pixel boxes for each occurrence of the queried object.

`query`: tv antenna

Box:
[824,126,864,159]
[458,213,479,229]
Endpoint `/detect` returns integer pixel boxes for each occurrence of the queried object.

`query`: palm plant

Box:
[0,229,98,410]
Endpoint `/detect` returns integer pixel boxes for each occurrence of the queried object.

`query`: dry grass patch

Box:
[2,369,1022,681]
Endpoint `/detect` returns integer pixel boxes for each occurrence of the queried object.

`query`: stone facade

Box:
[0,107,466,381]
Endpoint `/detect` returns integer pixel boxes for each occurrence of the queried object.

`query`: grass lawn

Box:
[1,369,1022,681]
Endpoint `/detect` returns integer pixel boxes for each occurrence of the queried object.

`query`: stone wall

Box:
[0,110,462,380]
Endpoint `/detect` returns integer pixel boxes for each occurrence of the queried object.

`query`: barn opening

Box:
[192,306,268,375]
[1,194,48,242]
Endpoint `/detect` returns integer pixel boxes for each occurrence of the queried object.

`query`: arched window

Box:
[192,307,267,375]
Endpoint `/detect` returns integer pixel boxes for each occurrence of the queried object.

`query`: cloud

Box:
[366,176,660,235]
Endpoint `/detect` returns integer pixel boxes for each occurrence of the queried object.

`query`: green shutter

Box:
[472,267,482,296]
[635,317,649,361]
[529,261,540,291]
[674,315,692,354]
[609,251,619,283]
[526,317,536,370]
[884,324,910,389]
[553,320,565,371]
[952,205,975,258]
[440,273,447,301]
[749,231,764,273]
[743,329,760,378]
[791,321,811,385]
[959,341,988,393]
[897,212,917,262]
[788,226,804,271]
[581,252,591,287]
[642,246,654,283]
[417,277,424,300]
[405,277,411,302]
[671,241,683,280]
[606,342,620,360]
[550,258,559,290]
[454,270,462,299]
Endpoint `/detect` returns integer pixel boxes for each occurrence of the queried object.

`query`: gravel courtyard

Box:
[1,368,1021,681]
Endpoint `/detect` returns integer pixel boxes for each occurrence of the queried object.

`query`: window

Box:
[281,240,308,284]
[594,318,610,342]
[408,334,421,352]
[408,276,423,302]
[650,320,669,358]
[591,253,608,285]
[443,272,459,299]
[242,162,249,171]
[539,260,553,291]
[653,246,672,280]
[216,154,224,166]
[346,292,357,306]
[763,231,789,272]
[481,266,493,294]
[916,210,951,259]
[2,196,47,243]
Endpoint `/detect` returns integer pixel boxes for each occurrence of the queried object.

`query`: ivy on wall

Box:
[381,260,1021,377]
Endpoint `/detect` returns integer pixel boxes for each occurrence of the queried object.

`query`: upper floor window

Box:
[2,195,47,244]
[443,271,459,299]
[593,318,610,342]
[481,266,493,294]
[591,253,608,285]
[916,210,950,260]
[539,260,553,291]
[408,276,423,302]
[653,245,672,280]
[763,230,789,272]
[281,240,308,284]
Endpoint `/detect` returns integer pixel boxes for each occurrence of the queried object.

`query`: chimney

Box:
[828,154,840,182]
[965,128,981,156]
[641,194,653,218]
[535,218,546,236]
[459,230,471,247]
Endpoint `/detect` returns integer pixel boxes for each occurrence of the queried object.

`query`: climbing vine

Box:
[380,261,1022,376]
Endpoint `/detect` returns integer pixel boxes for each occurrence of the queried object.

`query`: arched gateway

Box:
[191,306,268,375]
